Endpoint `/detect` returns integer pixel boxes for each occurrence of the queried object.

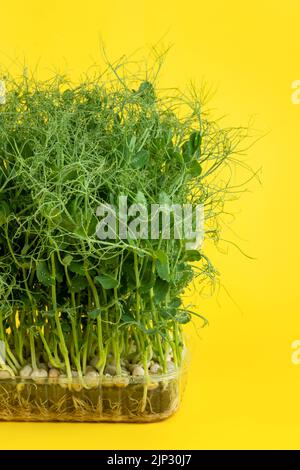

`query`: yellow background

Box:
[0,0,300,450]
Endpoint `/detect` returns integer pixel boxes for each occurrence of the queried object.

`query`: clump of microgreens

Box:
[0,60,249,387]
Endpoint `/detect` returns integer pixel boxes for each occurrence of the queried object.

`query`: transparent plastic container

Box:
[0,367,187,423]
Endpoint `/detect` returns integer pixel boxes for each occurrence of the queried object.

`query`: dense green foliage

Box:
[0,66,247,380]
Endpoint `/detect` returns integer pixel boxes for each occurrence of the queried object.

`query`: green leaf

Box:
[95,274,119,289]
[68,261,85,276]
[182,142,191,161]
[87,308,101,319]
[160,305,189,324]
[188,160,202,177]
[154,279,169,304]
[0,201,11,226]
[175,310,191,324]
[131,149,149,169]
[137,81,155,103]
[173,150,184,165]
[169,297,182,308]
[183,250,202,262]
[174,262,194,287]
[160,307,173,319]
[121,312,135,324]
[155,250,170,282]
[138,325,158,335]
[140,274,156,293]
[69,276,88,293]
[190,131,201,151]
[36,261,54,287]
[62,255,73,266]
[176,261,188,272]
[87,215,98,236]
[48,207,63,225]
[135,190,147,205]
[182,131,202,161]
[62,89,74,102]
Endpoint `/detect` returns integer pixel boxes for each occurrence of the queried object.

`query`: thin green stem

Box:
[29,331,37,370]
[51,253,72,379]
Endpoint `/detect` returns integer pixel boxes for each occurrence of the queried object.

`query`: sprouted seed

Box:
[0,56,253,421]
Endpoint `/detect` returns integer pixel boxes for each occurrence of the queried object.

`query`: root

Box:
[0,379,180,422]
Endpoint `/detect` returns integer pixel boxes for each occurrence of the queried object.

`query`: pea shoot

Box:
[0,60,251,421]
